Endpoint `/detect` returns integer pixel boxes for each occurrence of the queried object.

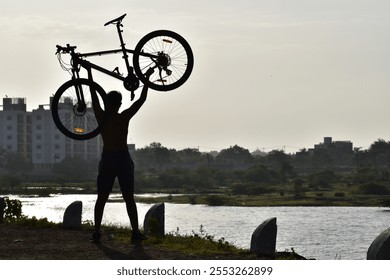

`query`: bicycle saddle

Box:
[104,14,127,26]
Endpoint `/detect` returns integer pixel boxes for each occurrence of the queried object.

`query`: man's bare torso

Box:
[100,112,130,152]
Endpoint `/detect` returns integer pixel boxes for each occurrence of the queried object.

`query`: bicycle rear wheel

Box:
[51,78,107,140]
[133,30,194,91]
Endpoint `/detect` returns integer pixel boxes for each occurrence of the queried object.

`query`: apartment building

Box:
[0,98,32,161]
[1,97,103,168]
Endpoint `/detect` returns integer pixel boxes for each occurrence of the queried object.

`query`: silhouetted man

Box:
[90,69,154,243]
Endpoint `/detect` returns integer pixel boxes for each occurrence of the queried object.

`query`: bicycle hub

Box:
[157,52,171,68]
[73,103,87,116]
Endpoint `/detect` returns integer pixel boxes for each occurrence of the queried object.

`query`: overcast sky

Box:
[1,0,390,153]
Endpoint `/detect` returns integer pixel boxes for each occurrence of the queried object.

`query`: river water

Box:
[6,194,390,260]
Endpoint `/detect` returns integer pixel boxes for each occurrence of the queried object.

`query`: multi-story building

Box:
[308,136,353,169]
[1,97,103,169]
[313,137,353,155]
[0,98,32,161]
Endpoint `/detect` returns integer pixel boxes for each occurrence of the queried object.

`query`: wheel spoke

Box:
[133,30,193,91]
[52,79,106,140]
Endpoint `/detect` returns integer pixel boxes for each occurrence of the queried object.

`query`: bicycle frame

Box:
[73,49,133,85]
[65,15,157,101]
[73,48,155,85]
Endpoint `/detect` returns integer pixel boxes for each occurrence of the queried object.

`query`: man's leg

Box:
[122,192,139,231]
[122,192,147,243]
[119,153,145,242]
[91,192,109,243]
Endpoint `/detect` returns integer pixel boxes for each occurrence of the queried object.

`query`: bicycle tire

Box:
[133,30,194,91]
[51,78,107,140]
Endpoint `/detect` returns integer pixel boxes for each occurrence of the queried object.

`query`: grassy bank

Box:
[1,217,305,260]
[133,182,390,207]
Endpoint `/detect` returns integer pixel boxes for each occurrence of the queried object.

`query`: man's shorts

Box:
[97,151,134,193]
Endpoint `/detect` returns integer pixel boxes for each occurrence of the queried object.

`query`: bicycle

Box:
[51,14,194,140]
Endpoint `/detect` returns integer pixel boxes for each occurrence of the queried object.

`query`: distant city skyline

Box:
[0,96,378,155]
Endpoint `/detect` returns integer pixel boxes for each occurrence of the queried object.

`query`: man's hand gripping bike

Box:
[51,14,194,140]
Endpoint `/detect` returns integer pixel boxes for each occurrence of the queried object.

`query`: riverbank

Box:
[2,181,390,207]
[0,223,305,260]
[2,188,390,208]
[135,192,390,207]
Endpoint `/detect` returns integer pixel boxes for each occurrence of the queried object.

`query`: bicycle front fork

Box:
[72,69,87,113]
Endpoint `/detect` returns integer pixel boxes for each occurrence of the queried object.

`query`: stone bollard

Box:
[250,217,277,257]
[0,197,5,224]
[144,202,165,237]
[367,227,390,260]
[63,201,82,229]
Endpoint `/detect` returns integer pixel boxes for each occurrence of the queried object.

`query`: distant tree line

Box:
[2,139,390,192]
[131,140,390,172]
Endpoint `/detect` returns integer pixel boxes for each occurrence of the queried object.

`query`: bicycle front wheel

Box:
[51,78,107,140]
[133,30,194,91]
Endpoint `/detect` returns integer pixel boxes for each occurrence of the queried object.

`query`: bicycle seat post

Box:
[104,14,139,95]
[116,22,132,72]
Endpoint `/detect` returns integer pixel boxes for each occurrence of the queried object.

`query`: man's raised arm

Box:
[88,69,104,121]
[122,68,154,120]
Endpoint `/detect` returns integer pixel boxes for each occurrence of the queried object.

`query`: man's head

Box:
[106,91,122,112]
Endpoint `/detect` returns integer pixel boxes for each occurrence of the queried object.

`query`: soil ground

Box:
[0,224,305,260]
[0,224,202,260]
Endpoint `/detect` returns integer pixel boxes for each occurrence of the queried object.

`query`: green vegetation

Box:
[1,197,58,227]
[3,140,390,207]
[114,225,254,258]
[1,197,23,222]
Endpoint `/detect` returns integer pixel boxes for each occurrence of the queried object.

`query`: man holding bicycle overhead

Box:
[90,68,154,244]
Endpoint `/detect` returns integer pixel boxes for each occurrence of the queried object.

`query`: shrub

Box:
[188,196,197,204]
[205,195,227,206]
[334,192,346,197]
[381,199,390,207]
[2,198,24,222]
[358,183,390,195]
[231,183,272,195]
[308,170,337,190]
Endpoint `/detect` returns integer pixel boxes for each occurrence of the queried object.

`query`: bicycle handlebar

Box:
[56,44,77,54]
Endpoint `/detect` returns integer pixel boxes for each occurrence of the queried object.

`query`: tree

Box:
[368,139,390,167]
[369,139,390,154]
[0,147,6,168]
[216,145,253,164]
[265,150,295,181]
[158,168,190,189]
[308,170,337,190]
[0,174,22,189]
[293,148,311,170]
[52,156,92,180]
[5,152,33,174]
[312,148,333,170]
[176,148,202,164]
[243,165,280,184]
[193,167,217,189]
[135,142,172,170]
